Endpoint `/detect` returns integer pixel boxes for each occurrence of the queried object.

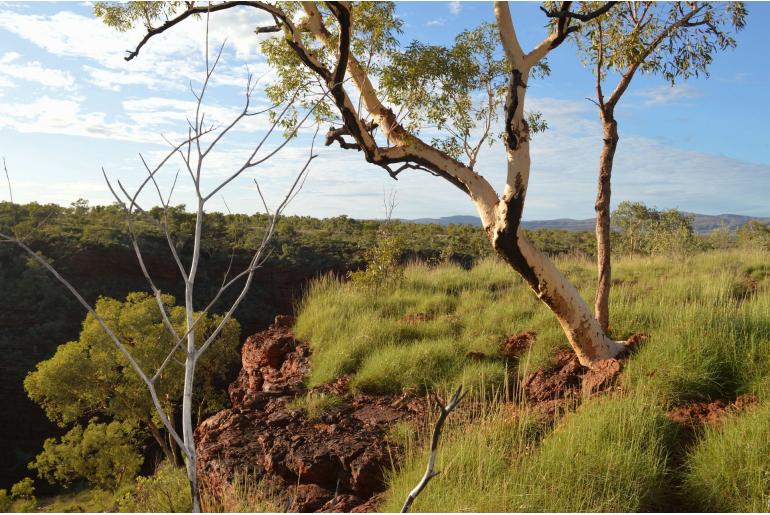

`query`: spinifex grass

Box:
[683,400,770,512]
[286,391,342,420]
[379,392,674,512]
[296,248,770,511]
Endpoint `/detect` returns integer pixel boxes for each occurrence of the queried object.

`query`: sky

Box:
[0,1,769,220]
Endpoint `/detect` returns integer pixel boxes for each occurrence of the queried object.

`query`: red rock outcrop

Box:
[195,317,424,512]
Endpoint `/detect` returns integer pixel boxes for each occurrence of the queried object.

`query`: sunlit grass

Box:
[295,248,770,511]
[380,393,674,512]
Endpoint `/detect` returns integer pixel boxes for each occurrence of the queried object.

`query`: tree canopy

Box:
[24,292,240,485]
[568,1,746,91]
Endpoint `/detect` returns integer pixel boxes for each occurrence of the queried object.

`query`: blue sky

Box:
[0,1,768,220]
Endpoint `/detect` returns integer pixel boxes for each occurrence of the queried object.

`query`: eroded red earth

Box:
[195,317,427,512]
[195,323,666,512]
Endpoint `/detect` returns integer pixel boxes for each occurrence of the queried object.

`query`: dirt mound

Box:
[667,394,757,428]
[196,319,425,512]
[523,352,623,402]
[521,343,634,417]
[500,331,536,358]
[198,325,643,510]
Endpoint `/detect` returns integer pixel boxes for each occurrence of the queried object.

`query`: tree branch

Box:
[3,157,12,205]
[124,1,288,61]
[540,1,618,22]
[605,4,705,107]
[401,385,465,513]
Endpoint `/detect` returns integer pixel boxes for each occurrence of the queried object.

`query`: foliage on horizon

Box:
[612,201,700,256]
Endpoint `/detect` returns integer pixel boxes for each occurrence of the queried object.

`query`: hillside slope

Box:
[292,249,770,511]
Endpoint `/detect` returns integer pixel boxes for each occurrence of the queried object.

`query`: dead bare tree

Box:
[0,23,321,512]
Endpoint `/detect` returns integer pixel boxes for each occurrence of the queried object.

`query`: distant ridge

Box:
[404,213,770,234]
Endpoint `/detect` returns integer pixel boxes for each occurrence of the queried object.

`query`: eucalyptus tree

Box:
[101,1,626,368]
[563,1,746,331]
[1,28,318,511]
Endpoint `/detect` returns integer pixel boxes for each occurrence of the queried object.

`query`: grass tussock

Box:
[201,472,282,513]
[380,393,674,512]
[286,391,342,420]
[683,400,770,512]
[298,249,770,404]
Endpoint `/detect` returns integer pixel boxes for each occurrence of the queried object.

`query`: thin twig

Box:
[3,157,12,204]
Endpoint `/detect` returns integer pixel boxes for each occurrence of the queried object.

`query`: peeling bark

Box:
[492,199,623,365]
[493,2,623,365]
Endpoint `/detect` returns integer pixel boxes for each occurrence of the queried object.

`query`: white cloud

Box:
[0,96,168,143]
[0,51,76,89]
[426,18,446,27]
[448,1,461,15]
[467,94,770,219]
[634,84,701,106]
[0,51,21,63]
[0,7,273,93]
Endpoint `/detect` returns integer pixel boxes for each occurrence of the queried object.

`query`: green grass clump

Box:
[512,394,675,512]
[351,338,462,394]
[381,394,673,512]
[286,391,342,420]
[202,471,281,513]
[683,401,770,512]
[298,250,770,401]
[296,258,564,394]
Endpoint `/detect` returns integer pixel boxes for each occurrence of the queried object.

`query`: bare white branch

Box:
[401,385,465,513]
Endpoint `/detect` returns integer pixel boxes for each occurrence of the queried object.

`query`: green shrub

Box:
[348,229,404,288]
[30,420,143,490]
[117,461,191,513]
[0,489,10,512]
[8,478,36,512]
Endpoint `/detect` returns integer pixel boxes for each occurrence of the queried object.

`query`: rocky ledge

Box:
[195,316,425,512]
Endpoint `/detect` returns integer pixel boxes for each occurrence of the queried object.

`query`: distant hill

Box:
[405,213,770,234]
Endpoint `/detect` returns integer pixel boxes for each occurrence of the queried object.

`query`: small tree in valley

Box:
[25,292,240,482]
